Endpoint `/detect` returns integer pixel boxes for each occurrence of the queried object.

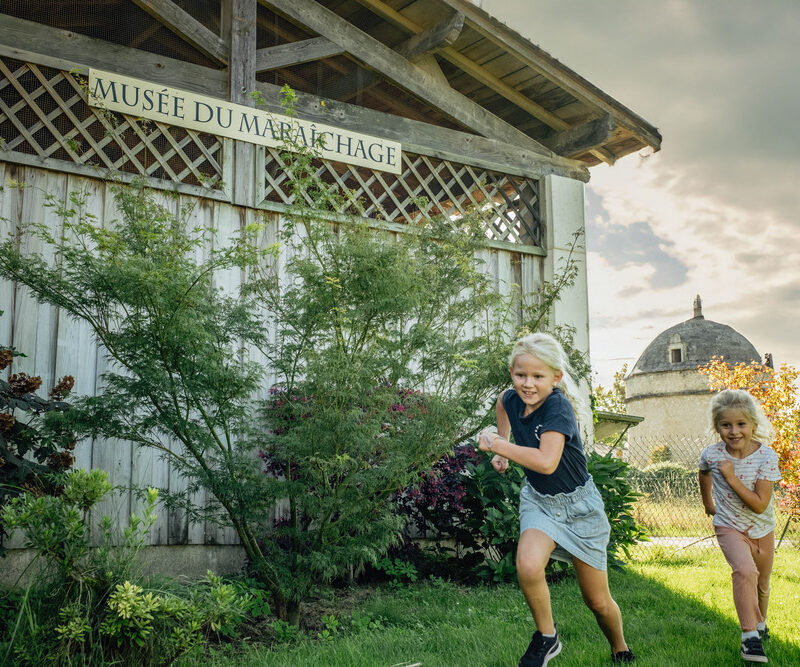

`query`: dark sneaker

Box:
[741,636,768,663]
[518,629,562,667]
[612,649,636,663]
[758,625,770,641]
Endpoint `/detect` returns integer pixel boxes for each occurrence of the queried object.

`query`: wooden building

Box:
[0,0,661,575]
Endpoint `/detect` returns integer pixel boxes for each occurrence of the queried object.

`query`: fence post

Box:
[776,515,791,551]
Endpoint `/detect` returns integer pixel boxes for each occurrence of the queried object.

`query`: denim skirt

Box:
[519,478,610,571]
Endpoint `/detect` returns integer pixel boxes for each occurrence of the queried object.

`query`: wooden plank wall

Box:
[0,163,543,548]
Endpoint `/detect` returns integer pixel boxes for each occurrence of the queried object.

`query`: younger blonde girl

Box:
[699,389,782,663]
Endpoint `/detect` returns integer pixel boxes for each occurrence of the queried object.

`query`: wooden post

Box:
[223,0,258,207]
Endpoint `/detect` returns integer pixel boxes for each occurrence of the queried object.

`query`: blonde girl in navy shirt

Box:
[479,333,634,666]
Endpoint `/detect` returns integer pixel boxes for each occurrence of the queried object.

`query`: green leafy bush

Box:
[586,450,648,566]
[397,447,646,581]
[1,471,253,665]
[0,339,77,556]
[3,469,118,581]
[648,443,672,464]
[628,462,697,501]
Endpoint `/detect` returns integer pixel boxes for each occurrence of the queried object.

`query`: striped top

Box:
[699,442,782,538]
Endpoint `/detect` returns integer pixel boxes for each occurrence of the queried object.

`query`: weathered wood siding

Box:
[0,161,545,548]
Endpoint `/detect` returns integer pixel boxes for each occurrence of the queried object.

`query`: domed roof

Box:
[630,296,760,375]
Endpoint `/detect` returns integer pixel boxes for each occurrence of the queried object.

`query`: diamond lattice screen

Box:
[261,147,542,246]
[0,56,224,189]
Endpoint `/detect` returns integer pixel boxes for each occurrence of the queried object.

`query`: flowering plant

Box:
[0,341,77,554]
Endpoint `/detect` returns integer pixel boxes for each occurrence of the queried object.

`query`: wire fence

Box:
[618,435,798,549]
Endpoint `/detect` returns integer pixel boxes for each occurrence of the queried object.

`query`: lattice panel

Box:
[0,57,224,189]
[261,147,542,247]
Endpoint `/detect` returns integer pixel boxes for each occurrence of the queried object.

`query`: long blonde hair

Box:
[710,389,773,444]
[509,332,591,429]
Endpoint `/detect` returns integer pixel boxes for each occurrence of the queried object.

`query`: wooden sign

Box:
[88,69,401,174]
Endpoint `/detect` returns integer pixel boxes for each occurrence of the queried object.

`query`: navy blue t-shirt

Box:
[502,388,590,495]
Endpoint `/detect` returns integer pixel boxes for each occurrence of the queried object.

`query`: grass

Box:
[199,545,800,666]
[632,497,799,542]
[632,498,707,536]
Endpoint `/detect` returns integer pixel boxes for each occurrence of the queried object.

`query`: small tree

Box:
[699,356,800,517]
[593,364,628,414]
[248,100,528,618]
[0,182,284,603]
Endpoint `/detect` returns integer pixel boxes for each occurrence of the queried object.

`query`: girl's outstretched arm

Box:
[479,394,565,474]
[717,460,774,514]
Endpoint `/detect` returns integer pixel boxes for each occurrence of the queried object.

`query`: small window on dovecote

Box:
[668,333,686,365]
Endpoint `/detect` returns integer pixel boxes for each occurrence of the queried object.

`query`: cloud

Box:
[585,189,689,290]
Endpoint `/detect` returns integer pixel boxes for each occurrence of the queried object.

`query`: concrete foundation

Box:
[0,545,247,587]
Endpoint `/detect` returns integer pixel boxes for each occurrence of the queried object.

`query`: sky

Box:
[478,0,800,388]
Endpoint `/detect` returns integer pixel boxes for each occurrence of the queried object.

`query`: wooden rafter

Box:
[349,0,562,127]
[255,37,344,72]
[398,10,464,61]
[258,0,566,161]
[324,10,463,101]
[129,20,162,50]
[130,0,228,65]
[541,114,616,158]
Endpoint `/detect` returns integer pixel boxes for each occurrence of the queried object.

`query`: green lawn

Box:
[202,545,800,666]
[631,496,799,541]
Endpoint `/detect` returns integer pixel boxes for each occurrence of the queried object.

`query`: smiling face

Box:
[715,408,757,456]
[510,353,562,415]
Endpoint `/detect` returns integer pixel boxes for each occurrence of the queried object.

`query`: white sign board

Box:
[87,69,401,174]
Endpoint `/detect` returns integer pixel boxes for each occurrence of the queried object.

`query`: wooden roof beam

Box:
[255,37,345,73]
[130,0,228,65]
[325,10,464,101]
[258,0,578,166]
[398,9,464,60]
[541,114,615,158]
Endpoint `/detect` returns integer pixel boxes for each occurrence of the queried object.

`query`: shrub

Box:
[0,340,77,555]
[586,450,647,566]
[628,462,697,501]
[649,443,672,464]
[253,211,499,617]
[2,468,113,580]
[396,445,646,581]
[395,444,523,583]
[1,471,254,666]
